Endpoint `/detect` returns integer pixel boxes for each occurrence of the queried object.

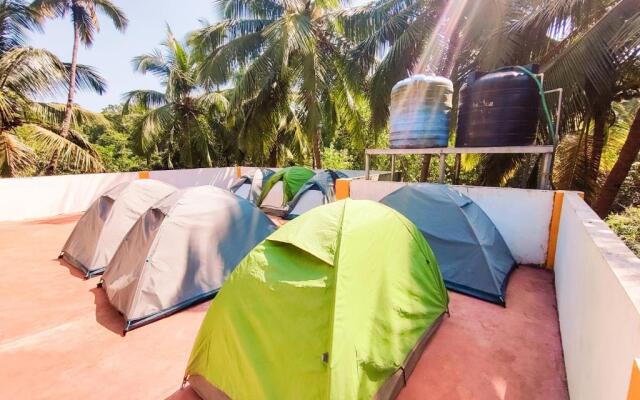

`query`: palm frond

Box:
[122,90,168,113]
[0,130,35,176]
[93,0,128,31]
[132,49,170,78]
[542,0,640,119]
[0,0,41,52]
[24,123,104,172]
[70,63,107,93]
[219,0,284,20]
[27,102,109,129]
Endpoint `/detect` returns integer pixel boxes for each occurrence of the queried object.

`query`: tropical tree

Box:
[122,28,229,169]
[0,0,106,177]
[344,0,640,191]
[30,0,127,174]
[190,0,369,168]
[594,104,640,217]
[0,46,106,176]
[0,0,40,54]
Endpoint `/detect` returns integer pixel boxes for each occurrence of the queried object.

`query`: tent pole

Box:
[438,154,446,184]
[365,153,371,180]
[391,155,396,181]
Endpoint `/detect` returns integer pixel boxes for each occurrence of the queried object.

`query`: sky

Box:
[28,0,371,112]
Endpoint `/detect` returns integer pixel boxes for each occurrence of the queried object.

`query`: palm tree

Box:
[514,0,640,199]
[0,0,40,54]
[341,0,526,180]
[0,46,106,176]
[122,28,229,169]
[30,0,127,174]
[190,0,369,169]
[594,105,640,217]
[344,0,640,190]
[0,0,106,177]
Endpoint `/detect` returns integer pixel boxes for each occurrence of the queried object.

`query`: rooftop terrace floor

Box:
[0,214,568,400]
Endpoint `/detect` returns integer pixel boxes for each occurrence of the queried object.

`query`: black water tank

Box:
[456,66,541,147]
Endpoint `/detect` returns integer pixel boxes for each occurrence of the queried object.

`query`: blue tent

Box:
[286,170,347,219]
[229,169,276,204]
[381,184,516,305]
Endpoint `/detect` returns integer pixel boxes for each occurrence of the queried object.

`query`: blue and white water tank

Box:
[389,75,454,149]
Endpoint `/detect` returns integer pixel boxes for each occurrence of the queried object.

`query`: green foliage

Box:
[191,0,369,168]
[611,161,640,212]
[321,146,353,170]
[606,206,640,257]
[92,129,147,172]
[123,28,229,170]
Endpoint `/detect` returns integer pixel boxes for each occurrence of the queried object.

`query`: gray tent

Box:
[381,184,516,305]
[60,179,177,278]
[100,185,277,332]
[286,170,347,219]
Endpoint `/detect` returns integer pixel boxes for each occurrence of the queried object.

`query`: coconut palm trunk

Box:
[62,22,80,138]
[593,108,640,218]
[32,0,128,175]
[45,24,79,175]
[313,128,322,169]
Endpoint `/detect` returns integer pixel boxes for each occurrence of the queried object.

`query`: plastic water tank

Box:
[389,75,453,149]
[456,66,541,147]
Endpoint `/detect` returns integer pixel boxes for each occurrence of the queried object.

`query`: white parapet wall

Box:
[0,172,139,222]
[348,180,554,265]
[0,168,237,222]
[554,193,640,400]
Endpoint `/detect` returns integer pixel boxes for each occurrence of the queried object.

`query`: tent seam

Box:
[126,201,173,318]
[325,199,348,400]
[441,188,504,293]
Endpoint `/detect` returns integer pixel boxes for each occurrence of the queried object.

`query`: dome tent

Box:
[229,169,276,204]
[381,184,516,305]
[100,185,276,333]
[258,166,315,214]
[60,179,176,278]
[185,199,448,400]
[229,175,252,200]
[285,169,347,219]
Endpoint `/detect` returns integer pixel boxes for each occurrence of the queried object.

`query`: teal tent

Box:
[381,184,516,305]
[286,169,347,219]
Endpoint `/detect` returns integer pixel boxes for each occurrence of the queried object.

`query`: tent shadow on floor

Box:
[56,258,87,280]
[90,287,127,336]
[165,386,200,400]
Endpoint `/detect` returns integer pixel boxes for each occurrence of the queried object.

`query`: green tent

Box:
[257,166,315,207]
[185,199,449,400]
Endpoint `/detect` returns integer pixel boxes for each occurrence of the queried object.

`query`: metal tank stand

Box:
[364,84,563,190]
[364,146,555,190]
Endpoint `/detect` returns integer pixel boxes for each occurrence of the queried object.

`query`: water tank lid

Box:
[392,75,454,92]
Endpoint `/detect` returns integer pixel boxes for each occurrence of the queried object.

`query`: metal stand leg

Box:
[438,154,446,184]
[365,153,370,180]
[391,155,396,181]
[539,153,553,189]
[454,154,461,185]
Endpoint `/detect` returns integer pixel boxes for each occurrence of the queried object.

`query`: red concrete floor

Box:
[0,214,568,400]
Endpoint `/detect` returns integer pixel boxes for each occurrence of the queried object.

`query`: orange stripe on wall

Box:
[138,171,150,179]
[336,179,351,200]
[236,166,241,178]
[628,359,640,400]
[546,191,565,269]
